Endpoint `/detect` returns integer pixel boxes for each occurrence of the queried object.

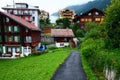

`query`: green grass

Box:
[81,53,98,80]
[0,48,71,80]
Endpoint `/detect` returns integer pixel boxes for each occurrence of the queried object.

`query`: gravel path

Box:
[51,50,86,80]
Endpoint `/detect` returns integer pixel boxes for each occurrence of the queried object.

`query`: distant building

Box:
[0,11,41,57]
[51,29,74,47]
[40,10,49,21]
[59,9,75,23]
[79,8,104,28]
[2,3,41,27]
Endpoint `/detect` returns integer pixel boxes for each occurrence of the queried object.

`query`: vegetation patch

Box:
[0,48,70,80]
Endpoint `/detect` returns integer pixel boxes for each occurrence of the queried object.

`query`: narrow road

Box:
[51,50,86,80]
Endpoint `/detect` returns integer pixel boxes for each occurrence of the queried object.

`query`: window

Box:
[8,48,12,52]
[24,10,28,14]
[26,36,32,43]
[95,12,99,15]
[25,17,28,21]
[14,26,18,32]
[85,18,88,22]
[101,17,104,21]
[14,10,17,14]
[8,26,12,32]
[17,48,20,52]
[95,18,101,21]
[32,17,35,21]
[14,36,18,42]
[81,18,85,22]
[26,29,28,32]
[32,11,35,14]
[6,18,9,22]
[88,18,92,22]
[8,36,12,41]
[88,13,92,16]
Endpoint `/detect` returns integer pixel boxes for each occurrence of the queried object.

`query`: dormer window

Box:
[95,12,99,15]
[26,29,28,32]
[6,18,9,22]
[88,13,92,16]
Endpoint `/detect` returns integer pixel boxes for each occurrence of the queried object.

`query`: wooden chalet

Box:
[79,8,104,28]
[0,11,41,57]
[51,29,74,47]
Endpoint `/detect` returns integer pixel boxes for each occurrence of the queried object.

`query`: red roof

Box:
[51,29,74,37]
[0,11,40,31]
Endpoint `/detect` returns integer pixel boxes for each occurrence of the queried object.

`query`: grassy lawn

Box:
[0,47,71,80]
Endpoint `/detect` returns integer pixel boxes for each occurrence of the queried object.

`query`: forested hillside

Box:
[52,0,110,16]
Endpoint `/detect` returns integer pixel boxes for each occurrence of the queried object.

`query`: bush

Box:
[32,50,49,56]
[48,46,58,50]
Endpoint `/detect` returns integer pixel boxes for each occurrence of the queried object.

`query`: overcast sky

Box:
[0,0,93,14]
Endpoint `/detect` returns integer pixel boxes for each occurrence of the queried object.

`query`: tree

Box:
[62,18,70,28]
[70,23,80,37]
[56,18,70,29]
[105,0,120,48]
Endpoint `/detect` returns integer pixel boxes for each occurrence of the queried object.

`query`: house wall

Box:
[54,37,72,47]
[79,8,104,28]
[0,13,40,57]
[3,7,40,27]
[55,42,69,47]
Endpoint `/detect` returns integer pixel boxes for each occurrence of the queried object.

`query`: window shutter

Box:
[5,36,8,42]
[4,26,7,32]
[18,36,20,42]
[18,26,20,32]
[0,36,1,42]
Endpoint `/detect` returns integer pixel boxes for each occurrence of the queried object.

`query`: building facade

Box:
[59,9,75,22]
[0,11,41,57]
[79,8,104,28]
[40,10,49,21]
[51,29,74,47]
[2,3,41,27]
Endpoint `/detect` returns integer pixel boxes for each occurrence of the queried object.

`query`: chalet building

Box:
[51,29,74,47]
[79,8,104,28]
[2,3,41,27]
[0,11,41,57]
[40,10,49,21]
[59,9,75,23]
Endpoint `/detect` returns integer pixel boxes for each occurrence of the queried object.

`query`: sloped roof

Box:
[51,29,74,37]
[80,8,104,15]
[0,11,40,31]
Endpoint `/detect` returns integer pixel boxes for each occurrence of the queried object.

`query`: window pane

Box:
[95,18,100,21]
[8,26,12,31]
[95,12,99,15]
[17,48,20,52]
[14,36,18,42]
[14,26,18,32]
[8,48,11,52]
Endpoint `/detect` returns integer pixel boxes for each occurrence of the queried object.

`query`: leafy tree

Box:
[56,18,70,28]
[70,23,79,36]
[85,22,98,33]
[105,0,120,48]
[62,18,70,28]
[46,18,50,24]
[76,29,85,37]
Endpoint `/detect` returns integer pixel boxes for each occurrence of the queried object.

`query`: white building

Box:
[2,3,41,27]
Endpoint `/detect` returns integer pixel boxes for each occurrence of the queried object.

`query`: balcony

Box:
[5,41,20,45]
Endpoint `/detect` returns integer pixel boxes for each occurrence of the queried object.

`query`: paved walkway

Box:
[51,50,86,80]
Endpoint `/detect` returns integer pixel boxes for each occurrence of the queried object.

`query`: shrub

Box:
[48,46,58,50]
